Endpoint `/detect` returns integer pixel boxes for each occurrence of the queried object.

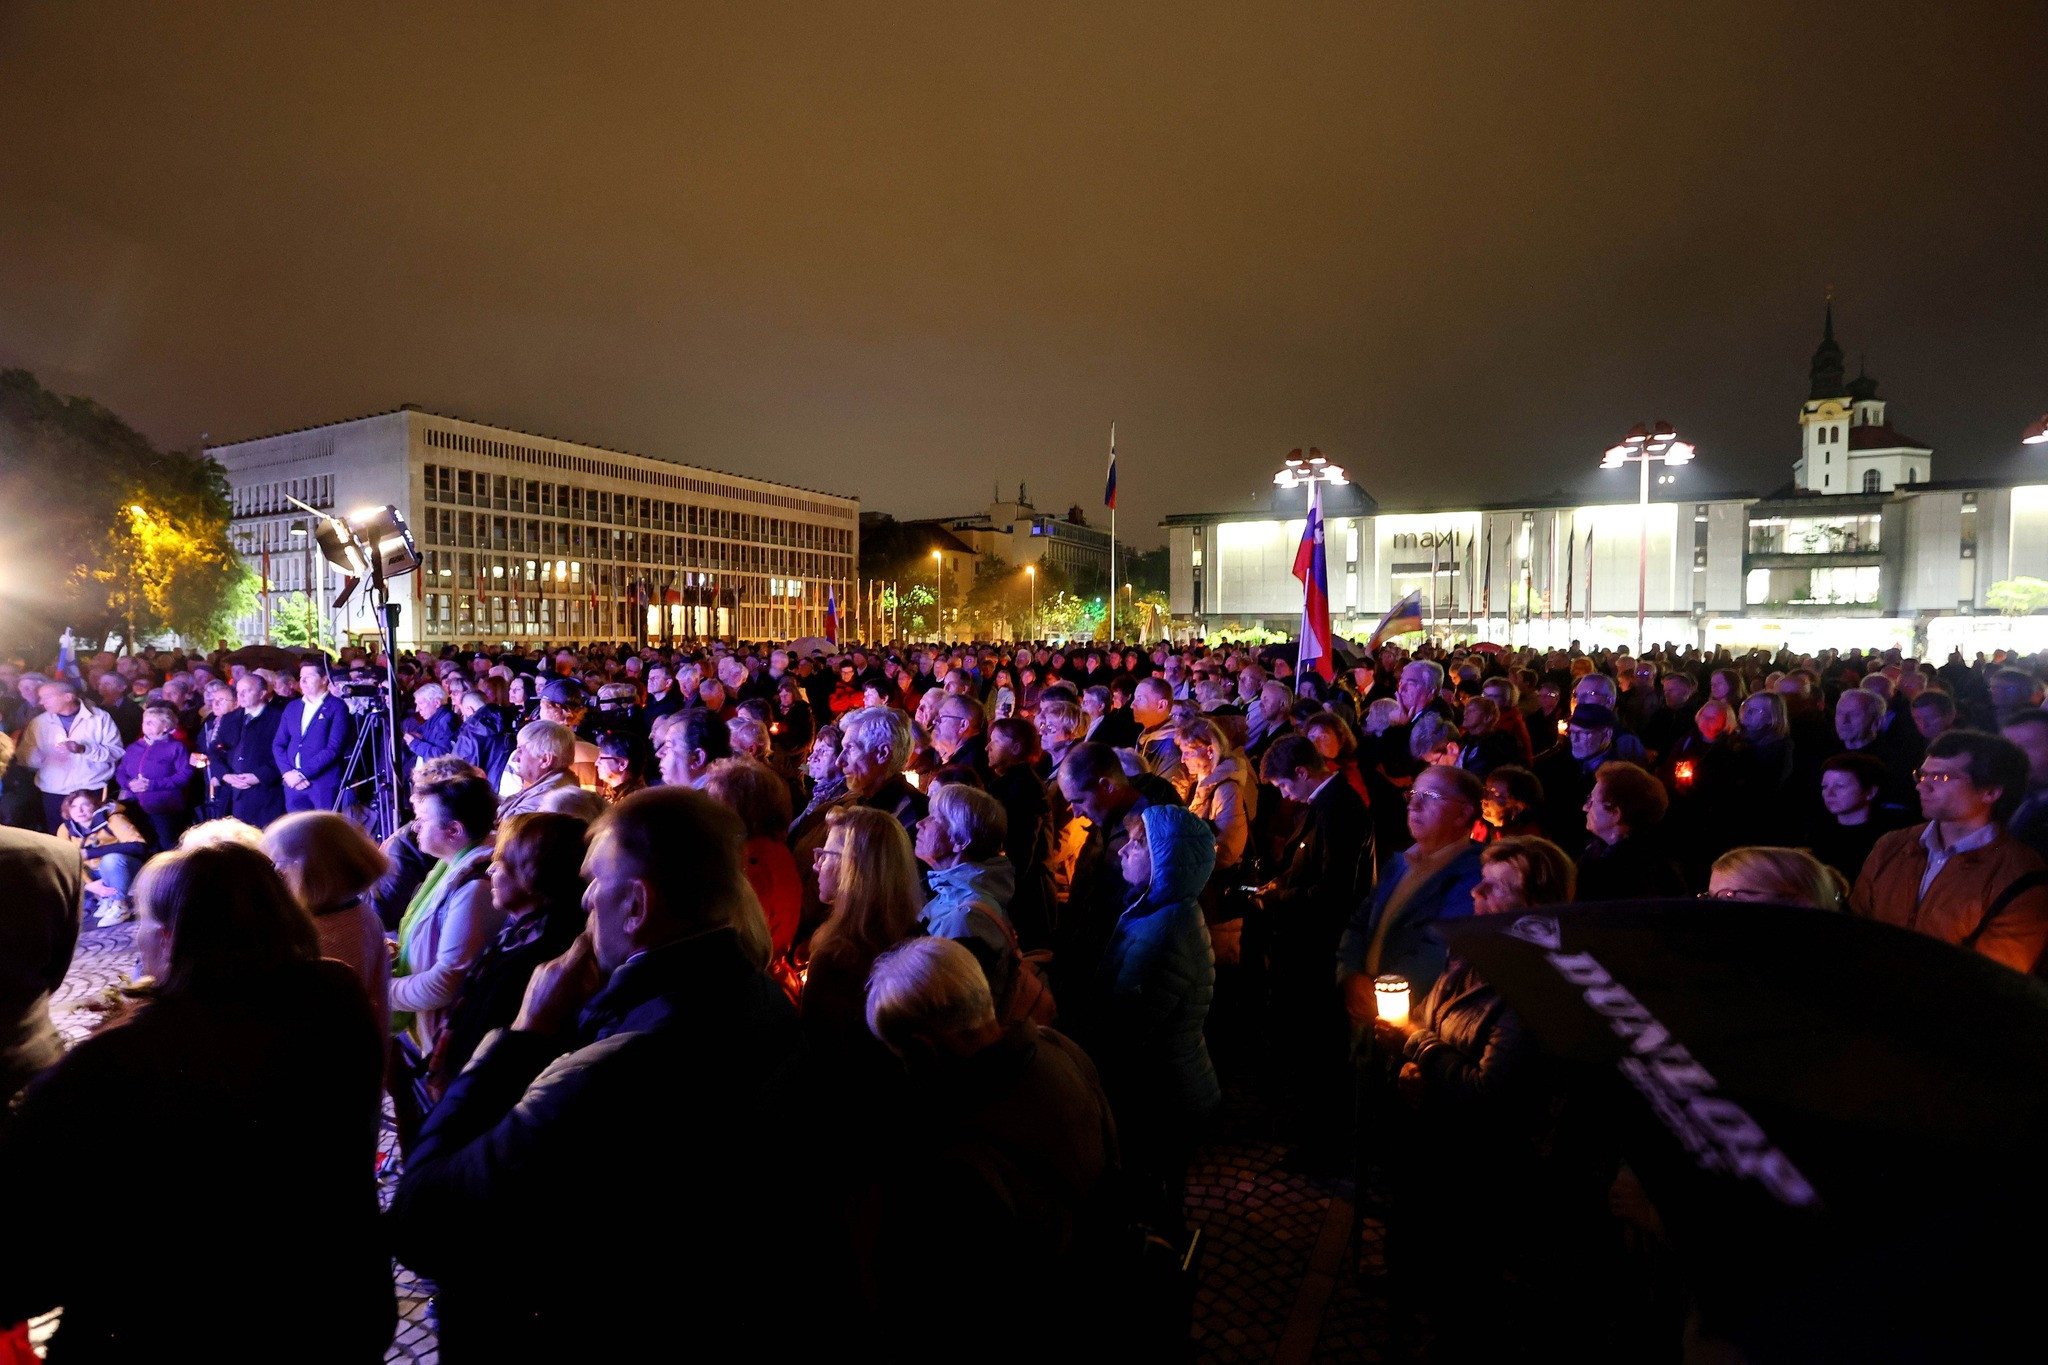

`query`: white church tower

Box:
[1792,299,1933,494]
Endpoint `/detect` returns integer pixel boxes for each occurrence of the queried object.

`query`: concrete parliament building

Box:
[211,408,859,650]
[1166,308,2048,656]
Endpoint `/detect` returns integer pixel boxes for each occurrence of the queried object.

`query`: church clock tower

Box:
[1791,298,1932,495]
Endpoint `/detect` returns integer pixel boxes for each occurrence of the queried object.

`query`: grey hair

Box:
[517,719,577,767]
[414,682,447,708]
[928,782,1008,861]
[1403,659,1447,691]
[841,705,913,775]
[1575,673,1618,705]
[865,936,996,1051]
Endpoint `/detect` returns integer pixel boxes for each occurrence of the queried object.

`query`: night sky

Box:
[3,2,2044,544]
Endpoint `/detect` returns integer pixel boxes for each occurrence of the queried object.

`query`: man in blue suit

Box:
[272,661,353,814]
[212,673,288,828]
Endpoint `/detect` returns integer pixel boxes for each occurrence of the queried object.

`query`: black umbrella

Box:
[218,643,330,672]
[1442,901,2048,1363]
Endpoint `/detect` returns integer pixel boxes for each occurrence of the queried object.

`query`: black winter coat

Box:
[390,928,805,1360]
[453,703,518,787]
[0,960,391,1360]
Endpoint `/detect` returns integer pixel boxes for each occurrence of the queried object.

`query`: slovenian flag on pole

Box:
[825,586,839,643]
[1368,589,1425,651]
[1292,476,1335,682]
[1104,422,1117,510]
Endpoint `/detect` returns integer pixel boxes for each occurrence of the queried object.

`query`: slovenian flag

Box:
[1292,475,1335,681]
[1104,422,1117,510]
[56,630,84,686]
[1368,590,1425,651]
[825,586,839,643]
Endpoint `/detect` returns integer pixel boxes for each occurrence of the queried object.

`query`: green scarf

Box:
[391,843,488,1036]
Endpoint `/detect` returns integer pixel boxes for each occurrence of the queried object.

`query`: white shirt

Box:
[22,705,123,794]
[301,693,325,734]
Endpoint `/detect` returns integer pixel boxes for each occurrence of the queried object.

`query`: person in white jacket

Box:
[20,681,123,834]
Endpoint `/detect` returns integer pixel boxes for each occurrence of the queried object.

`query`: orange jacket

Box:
[1848,823,2048,973]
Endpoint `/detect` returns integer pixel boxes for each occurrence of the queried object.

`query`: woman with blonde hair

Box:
[1175,715,1255,871]
[1706,846,1845,910]
[262,810,394,1036]
[803,805,924,1053]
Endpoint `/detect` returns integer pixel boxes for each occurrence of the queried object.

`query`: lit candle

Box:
[1674,759,1695,789]
[1374,974,1411,1028]
[1557,717,1570,736]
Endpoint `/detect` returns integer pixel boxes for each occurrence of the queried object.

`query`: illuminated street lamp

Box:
[1601,422,1695,654]
[931,548,944,643]
[2024,413,2048,445]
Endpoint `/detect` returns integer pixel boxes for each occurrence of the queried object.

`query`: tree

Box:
[0,369,254,654]
[269,592,333,650]
[1987,578,2048,617]
[1124,545,1170,596]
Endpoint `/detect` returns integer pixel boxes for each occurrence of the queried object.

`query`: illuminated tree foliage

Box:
[1987,577,2048,617]
[0,369,254,653]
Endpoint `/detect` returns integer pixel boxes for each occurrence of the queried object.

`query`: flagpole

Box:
[1107,421,1117,644]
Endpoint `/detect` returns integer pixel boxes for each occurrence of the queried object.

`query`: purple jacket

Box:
[116,737,195,818]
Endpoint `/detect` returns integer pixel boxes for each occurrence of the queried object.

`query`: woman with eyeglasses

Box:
[1370,835,1574,1355]
[1705,846,1845,909]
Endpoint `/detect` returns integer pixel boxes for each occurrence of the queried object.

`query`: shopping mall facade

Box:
[1163,311,2048,657]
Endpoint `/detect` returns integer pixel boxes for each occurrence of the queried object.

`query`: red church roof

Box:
[1848,423,1931,452]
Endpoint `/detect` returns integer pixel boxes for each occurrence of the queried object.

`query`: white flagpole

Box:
[1108,421,1117,643]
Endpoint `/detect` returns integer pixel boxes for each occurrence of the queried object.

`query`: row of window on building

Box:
[231,474,334,519]
[418,591,821,640]
[421,463,851,554]
[417,507,845,582]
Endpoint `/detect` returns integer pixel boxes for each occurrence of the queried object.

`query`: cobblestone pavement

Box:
[46,927,1392,1363]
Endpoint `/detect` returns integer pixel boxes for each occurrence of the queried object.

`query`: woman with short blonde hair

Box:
[1707,846,1845,910]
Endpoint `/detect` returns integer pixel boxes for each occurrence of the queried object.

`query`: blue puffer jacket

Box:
[1096,803,1222,1125]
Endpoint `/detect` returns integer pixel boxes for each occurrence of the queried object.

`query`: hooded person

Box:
[1092,801,1221,1225]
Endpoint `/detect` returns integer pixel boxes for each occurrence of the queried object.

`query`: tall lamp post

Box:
[1600,422,1695,655]
[931,548,944,643]
[1026,564,1037,641]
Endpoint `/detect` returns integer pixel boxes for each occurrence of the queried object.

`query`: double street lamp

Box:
[1601,421,1695,655]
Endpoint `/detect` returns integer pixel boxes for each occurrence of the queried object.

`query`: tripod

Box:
[329,595,408,842]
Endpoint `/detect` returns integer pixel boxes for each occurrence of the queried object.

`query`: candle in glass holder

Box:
[1374,974,1411,1028]
[1557,717,1570,736]
[1673,759,1695,789]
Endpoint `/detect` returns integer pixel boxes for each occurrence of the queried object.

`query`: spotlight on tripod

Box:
[287,498,420,839]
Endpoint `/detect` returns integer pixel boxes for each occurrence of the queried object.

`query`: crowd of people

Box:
[2,630,2046,1359]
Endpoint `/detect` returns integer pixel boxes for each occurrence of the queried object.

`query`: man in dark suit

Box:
[1258,735,1375,1146]
[271,662,352,814]
[215,673,287,828]
[0,825,82,1105]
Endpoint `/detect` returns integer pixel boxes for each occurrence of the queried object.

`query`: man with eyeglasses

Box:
[1848,729,2048,973]
[1339,765,1485,1023]
[932,695,993,783]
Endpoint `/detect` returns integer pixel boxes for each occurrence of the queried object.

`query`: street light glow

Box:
[2025,413,2048,445]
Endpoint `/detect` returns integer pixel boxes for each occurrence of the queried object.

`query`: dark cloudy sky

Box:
[4,1,2045,544]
